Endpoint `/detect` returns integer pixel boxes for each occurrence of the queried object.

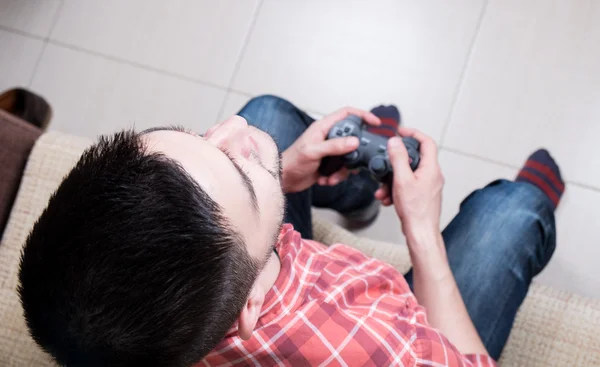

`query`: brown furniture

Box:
[0,111,41,238]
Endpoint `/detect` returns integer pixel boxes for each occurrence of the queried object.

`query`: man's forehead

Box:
[141,128,258,218]
[142,129,220,189]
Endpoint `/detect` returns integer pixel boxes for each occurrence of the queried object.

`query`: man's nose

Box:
[207,115,250,148]
[222,116,249,145]
[227,115,249,129]
[205,115,248,138]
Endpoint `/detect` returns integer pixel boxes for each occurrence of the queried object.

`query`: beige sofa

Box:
[1,131,599,366]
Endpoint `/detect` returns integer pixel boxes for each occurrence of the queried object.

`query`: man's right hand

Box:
[374,127,444,252]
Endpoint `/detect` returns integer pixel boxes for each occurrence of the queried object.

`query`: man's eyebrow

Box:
[223,151,259,215]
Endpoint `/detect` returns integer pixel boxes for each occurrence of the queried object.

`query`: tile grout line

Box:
[441,146,600,193]
[440,146,521,170]
[215,0,265,123]
[1,13,233,95]
[0,25,45,41]
[438,0,490,147]
[4,21,254,97]
[41,38,231,93]
[561,179,600,193]
[224,86,329,116]
[46,0,65,41]
[224,88,254,98]
[26,41,48,88]
[225,0,264,91]
[27,0,64,87]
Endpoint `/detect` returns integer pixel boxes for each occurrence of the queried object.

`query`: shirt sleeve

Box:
[412,325,497,367]
[328,307,495,367]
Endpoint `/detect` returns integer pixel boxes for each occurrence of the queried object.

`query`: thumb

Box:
[387,137,413,185]
[312,136,359,158]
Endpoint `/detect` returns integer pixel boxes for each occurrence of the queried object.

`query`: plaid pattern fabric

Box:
[201,224,495,366]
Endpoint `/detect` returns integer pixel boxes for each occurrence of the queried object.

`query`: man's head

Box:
[18,116,285,366]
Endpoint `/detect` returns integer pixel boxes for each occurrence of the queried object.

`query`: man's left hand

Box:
[281,107,381,193]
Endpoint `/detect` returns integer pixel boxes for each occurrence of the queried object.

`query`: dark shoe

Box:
[0,88,52,130]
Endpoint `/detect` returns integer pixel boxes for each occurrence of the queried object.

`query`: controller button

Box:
[369,157,388,176]
[336,129,343,136]
[360,137,370,146]
[344,126,351,133]
[378,145,386,153]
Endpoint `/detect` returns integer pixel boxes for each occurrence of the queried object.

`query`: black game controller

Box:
[318,115,420,185]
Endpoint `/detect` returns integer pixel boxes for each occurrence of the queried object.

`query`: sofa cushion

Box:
[0,131,598,366]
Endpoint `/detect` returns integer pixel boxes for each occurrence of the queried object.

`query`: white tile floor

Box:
[1,0,599,298]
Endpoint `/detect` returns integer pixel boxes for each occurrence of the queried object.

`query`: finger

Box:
[327,168,351,185]
[316,107,381,136]
[397,127,438,165]
[387,137,414,185]
[311,136,359,159]
[381,183,390,197]
[382,198,392,206]
[375,191,390,204]
[327,177,339,186]
[351,108,381,127]
[374,185,389,200]
[317,176,328,186]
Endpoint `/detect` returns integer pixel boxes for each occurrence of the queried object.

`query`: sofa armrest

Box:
[0,132,91,366]
[0,111,41,238]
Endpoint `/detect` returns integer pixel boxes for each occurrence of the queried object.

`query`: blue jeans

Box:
[238,95,556,360]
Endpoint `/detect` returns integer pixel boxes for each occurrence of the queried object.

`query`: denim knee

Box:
[246,95,283,106]
[464,180,555,224]
[240,95,297,123]
[457,180,556,274]
[238,95,311,152]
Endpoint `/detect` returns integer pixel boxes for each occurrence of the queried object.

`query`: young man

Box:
[18,95,562,366]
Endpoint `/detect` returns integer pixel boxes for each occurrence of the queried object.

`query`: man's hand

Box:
[376,128,489,356]
[374,127,444,252]
[281,107,381,193]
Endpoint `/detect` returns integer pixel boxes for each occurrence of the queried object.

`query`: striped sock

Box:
[367,105,400,138]
[516,149,565,209]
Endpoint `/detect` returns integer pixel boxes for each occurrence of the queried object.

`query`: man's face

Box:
[142,116,285,261]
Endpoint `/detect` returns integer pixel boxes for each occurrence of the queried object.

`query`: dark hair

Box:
[18,130,262,367]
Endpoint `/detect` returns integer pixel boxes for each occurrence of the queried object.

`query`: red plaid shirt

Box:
[201,224,496,366]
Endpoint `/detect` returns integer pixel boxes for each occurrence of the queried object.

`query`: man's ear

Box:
[238,284,265,341]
